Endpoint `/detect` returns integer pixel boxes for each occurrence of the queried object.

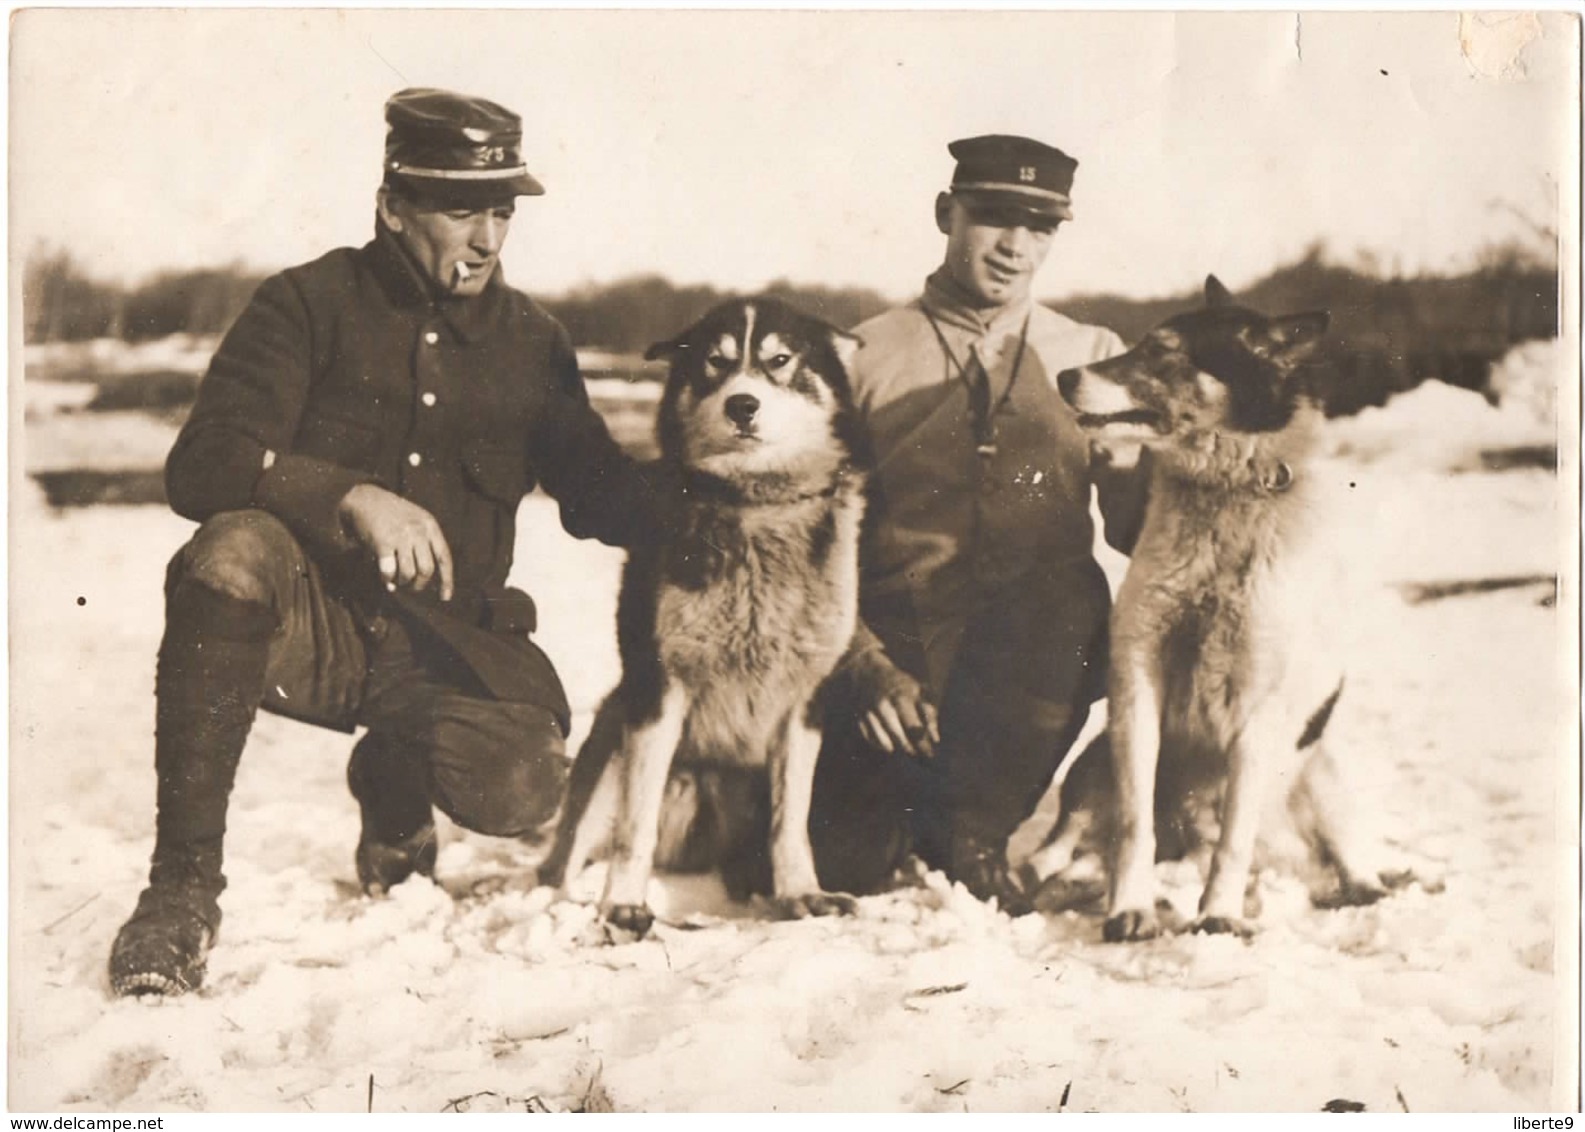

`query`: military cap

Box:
[948,134,1078,222]
[383,87,545,208]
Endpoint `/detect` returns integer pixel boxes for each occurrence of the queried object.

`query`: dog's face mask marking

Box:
[1057,277,1328,450]
[649,300,860,480]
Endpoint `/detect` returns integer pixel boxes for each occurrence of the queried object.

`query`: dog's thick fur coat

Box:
[1053,277,1431,941]
[539,299,866,936]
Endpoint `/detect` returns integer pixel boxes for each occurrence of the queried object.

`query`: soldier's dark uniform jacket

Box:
[107,86,644,1001]
[167,223,665,734]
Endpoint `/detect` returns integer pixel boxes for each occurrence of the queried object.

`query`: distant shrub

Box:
[24,249,267,345]
[121,265,267,341]
[84,370,204,417]
[31,469,168,508]
[23,249,122,342]
[757,279,893,331]
[22,241,1558,421]
[540,274,891,353]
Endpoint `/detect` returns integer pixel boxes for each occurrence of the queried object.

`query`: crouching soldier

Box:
[808,135,1147,916]
[109,88,671,996]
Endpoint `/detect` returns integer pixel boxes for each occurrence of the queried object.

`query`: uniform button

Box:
[408,452,423,467]
[421,392,437,407]
[423,331,439,345]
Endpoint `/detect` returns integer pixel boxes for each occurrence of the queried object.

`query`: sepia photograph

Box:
[7,6,1580,1114]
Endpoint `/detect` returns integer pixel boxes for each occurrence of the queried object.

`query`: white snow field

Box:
[8,340,1576,1112]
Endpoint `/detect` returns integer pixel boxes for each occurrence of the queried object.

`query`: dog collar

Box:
[679,466,856,507]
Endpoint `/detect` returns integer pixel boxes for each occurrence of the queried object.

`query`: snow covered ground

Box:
[8,342,1577,1112]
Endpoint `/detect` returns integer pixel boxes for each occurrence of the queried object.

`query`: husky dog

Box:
[1053,277,1431,942]
[539,299,866,938]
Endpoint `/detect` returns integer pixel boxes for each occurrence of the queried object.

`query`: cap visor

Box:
[392,170,545,208]
[953,187,1072,222]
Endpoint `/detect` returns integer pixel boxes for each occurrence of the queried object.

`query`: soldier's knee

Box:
[172,511,302,612]
[424,697,568,836]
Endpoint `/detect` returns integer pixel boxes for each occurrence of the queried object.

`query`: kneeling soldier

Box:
[110,88,670,996]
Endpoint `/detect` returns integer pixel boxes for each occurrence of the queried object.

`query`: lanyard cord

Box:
[921,306,1031,453]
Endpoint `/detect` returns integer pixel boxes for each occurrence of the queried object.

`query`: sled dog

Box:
[539,299,866,937]
[1053,276,1430,941]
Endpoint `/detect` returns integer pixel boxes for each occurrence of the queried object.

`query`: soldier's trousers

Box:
[148,510,567,892]
[808,558,1110,895]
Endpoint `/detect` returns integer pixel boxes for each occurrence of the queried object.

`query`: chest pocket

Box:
[458,441,529,589]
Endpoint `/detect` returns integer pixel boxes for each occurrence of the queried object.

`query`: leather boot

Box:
[111,583,273,996]
[347,732,437,895]
[109,847,224,997]
[948,834,1035,918]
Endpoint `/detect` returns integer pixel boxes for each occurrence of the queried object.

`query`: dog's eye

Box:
[705,353,731,371]
[766,353,793,370]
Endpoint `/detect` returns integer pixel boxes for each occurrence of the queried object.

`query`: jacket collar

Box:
[921,267,1033,339]
[364,221,509,344]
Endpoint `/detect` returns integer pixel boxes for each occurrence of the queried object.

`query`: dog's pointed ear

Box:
[644,334,689,363]
[828,327,864,372]
[1205,275,1237,308]
[1266,311,1330,362]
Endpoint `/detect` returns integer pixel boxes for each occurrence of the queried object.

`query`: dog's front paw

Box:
[1103,907,1161,943]
[772,891,857,920]
[1192,914,1256,939]
[602,903,656,941]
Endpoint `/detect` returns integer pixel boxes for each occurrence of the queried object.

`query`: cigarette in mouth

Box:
[453,262,473,285]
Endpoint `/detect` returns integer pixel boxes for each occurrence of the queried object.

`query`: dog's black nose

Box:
[724,393,760,428]
[1056,368,1080,402]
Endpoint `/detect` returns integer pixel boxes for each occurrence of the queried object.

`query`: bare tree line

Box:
[23,240,1558,414]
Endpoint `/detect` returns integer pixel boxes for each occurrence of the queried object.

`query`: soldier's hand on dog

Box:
[338,484,455,601]
[850,651,940,758]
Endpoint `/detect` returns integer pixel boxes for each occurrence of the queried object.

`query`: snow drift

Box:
[8,341,1574,1112]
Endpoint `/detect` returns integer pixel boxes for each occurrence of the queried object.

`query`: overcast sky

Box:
[9,8,1578,302]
